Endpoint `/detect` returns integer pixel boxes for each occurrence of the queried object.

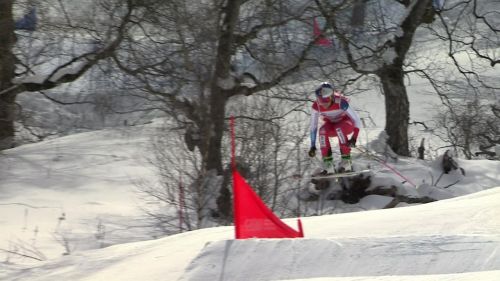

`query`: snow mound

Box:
[416,183,454,200]
[182,235,500,281]
[1,187,500,281]
[182,187,500,281]
[359,194,394,209]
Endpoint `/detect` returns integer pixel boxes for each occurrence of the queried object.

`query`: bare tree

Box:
[312,0,498,158]
[0,0,137,149]
[139,91,310,233]
[228,92,310,214]
[313,0,437,156]
[434,94,499,159]
[416,0,500,158]
[110,0,327,221]
[137,122,211,234]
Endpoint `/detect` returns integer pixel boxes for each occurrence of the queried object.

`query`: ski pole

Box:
[354,146,417,188]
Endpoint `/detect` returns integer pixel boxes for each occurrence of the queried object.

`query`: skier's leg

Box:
[318,122,335,171]
[332,119,355,172]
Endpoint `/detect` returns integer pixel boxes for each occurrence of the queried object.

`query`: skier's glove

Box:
[308,147,316,157]
[348,138,357,147]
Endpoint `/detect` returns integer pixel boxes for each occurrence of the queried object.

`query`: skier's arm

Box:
[341,99,362,147]
[345,106,361,139]
[310,108,319,148]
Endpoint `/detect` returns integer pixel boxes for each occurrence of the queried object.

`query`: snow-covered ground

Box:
[0,125,159,262]
[0,80,499,280]
[1,186,499,281]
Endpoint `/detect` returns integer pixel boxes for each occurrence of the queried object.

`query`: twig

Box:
[441,179,461,189]
[434,171,445,186]
[0,248,44,261]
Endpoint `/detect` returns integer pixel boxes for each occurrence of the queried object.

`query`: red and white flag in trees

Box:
[313,18,332,46]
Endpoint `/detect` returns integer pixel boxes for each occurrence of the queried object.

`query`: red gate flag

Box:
[232,170,304,239]
[313,18,332,46]
[230,116,303,239]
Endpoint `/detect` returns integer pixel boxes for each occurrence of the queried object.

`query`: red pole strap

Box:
[355,146,417,188]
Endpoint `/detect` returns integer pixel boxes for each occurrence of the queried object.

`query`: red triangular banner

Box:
[232,170,304,239]
[313,18,332,46]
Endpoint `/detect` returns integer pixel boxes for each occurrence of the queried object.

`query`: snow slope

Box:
[0,125,158,260]
[1,77,499,280]
[1,114,498,263]
[1,186,499,281]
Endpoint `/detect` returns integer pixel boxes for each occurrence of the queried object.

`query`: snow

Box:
[1,85,499,280]
[1,57,500,281]
[1,187,500,281]
[48,62,86,83]
[358,194,394,209]
[12,74,47,85]
[0,126,158,263]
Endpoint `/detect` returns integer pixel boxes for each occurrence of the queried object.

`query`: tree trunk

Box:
[206,0,241,221]
[0,0,17,150]
[374,0,433,157]
[378,65,410,156]
[206,89,232,221]
[194,89,231,222]
[350,0,366,29]
[0,93,16,150]
[205,94,226,174]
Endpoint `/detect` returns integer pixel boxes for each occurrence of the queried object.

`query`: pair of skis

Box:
[292,168,370,181]
[310,169,371,180]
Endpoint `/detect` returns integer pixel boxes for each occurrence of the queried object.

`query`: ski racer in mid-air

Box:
[308,82,362,174]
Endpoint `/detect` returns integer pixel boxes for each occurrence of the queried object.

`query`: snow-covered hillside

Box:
[0,80,499,280]
[1,186,499,281]
[0,124,159,262]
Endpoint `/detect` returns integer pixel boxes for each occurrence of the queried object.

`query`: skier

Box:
[308,82,362,173]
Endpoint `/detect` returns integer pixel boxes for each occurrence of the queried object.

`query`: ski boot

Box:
[337,154,353,173]
[320,155,334,175]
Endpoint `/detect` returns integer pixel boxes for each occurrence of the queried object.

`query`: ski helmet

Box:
[315,82,334,98]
